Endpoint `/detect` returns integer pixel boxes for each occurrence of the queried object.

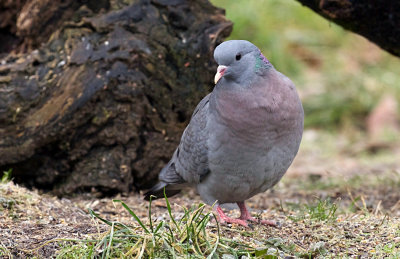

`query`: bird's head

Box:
[213,40,271,85]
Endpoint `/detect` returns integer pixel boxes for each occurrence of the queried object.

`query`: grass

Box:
[285,198,338,223]
[211,0,400,130]
[0,169,16,212]
[279,166,400,199]
[1,169,12,184]
[50,192,338,258]
[0,245,12,258]
[54,192,259,258]
[48,195,400,258]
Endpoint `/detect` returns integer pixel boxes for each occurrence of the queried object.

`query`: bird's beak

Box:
[214,65,227,84]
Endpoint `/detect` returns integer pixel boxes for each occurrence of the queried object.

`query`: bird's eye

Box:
[235,53,241,61]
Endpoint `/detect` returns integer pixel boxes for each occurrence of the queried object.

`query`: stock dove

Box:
[145,40,304,227]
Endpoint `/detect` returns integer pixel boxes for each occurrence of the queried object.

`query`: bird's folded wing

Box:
[160,94,211,185]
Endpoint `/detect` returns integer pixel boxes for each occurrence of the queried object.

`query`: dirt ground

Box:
[1,130,399,258]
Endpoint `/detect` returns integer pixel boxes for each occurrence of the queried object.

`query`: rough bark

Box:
[295,0,400,57]
[0,0,232,195]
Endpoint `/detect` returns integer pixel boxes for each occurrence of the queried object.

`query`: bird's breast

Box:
[213,88,290,142]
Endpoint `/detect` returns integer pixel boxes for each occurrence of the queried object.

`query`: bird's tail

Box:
[143,181,181,201]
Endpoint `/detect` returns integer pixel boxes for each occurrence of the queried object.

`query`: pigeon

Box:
[145,40,304,227]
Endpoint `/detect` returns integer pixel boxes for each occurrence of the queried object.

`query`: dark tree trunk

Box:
[0,0,232,195]
[295,0,400,57]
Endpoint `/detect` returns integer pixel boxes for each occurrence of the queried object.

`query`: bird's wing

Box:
[173,93,211,183]
[144,94,211,200]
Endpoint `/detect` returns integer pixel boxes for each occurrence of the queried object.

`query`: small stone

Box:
[267,247,278,255]
[310,241,326,254]
[57,60,66,67]
[0,197,16,209]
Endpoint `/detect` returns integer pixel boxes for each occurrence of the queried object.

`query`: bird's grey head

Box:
[213,40,271,86]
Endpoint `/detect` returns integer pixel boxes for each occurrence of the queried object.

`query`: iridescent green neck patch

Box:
[254,52,272,72]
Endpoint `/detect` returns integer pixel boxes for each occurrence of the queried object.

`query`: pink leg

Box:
[215,205,249,227]
[237,201,276,226]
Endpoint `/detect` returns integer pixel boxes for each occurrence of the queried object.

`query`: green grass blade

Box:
[1,168,12,183]
[138,237,147,259]
[154,221,164,234]
[206,213,220,259]
[196,212,211,237]
[164,188,180,232]
[148,195,155,233]
[164,224,176,244]
[162,238,176,258]
[104,222,115,258]
[113,200,150,234]
[88,209,113,226]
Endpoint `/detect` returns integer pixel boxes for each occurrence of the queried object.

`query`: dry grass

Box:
[0,180,105,258]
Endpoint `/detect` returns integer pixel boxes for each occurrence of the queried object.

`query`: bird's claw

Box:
[219,217,250,227]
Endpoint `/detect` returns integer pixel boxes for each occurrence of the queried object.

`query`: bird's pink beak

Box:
[214,65,227,84]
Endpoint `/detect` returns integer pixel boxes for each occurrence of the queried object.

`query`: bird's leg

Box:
[215,205,249,227]
[237,201,276,226]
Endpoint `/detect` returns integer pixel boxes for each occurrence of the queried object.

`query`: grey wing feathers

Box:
[144,94,211,200]
[159,158,185,184]
[174,94,211,183]
[144,160,184,200]
[144,154,185,200]
[190,93,211,119]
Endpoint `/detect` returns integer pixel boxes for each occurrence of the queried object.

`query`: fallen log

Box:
[295,0,400,57]
[0,0,232,195]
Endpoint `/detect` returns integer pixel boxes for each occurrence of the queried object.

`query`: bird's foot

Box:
[216,206,249,227]
[236,201,278,227]
[240,215,277,227]
[219,216,250,227]
[215,204,278,228]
